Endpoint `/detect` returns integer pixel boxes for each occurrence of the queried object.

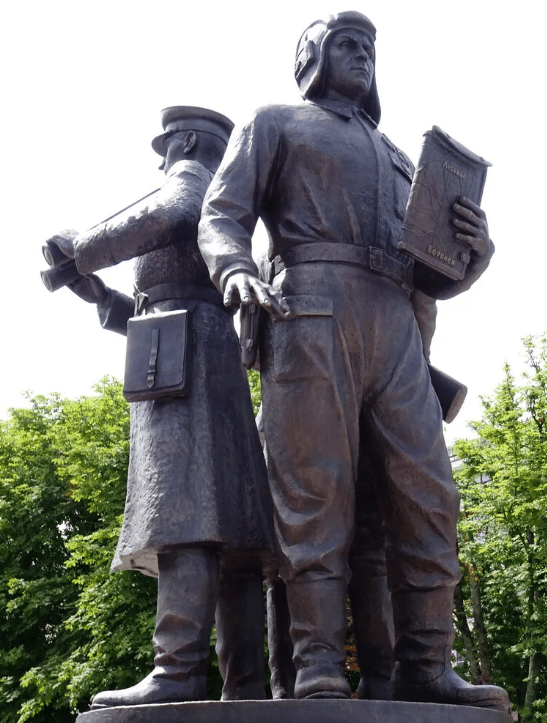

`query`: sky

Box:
[1,0,545,444]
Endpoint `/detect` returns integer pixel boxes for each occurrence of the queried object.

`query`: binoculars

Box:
[40,236,82,292]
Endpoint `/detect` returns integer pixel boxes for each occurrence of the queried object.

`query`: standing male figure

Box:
[52,107,273,706]
[198,12,508,710]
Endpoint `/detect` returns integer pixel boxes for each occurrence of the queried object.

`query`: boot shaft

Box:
[285,578,351,699]
[154,548,219,673]
[392,587,455,683]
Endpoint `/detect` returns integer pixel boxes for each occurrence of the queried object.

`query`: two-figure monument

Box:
[43,9,510,721]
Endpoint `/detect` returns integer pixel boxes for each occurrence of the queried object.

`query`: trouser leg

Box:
[91,547,218,709]
[367,339,508,711]
[260,295,360,699]
[215,558,266,701]
[368,351,461,594]
[260,298,359,585]
[261,371,354,698]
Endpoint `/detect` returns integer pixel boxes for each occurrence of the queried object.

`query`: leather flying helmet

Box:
[294,11,381,124]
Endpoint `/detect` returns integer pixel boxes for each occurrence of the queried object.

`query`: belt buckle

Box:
[370,247,384,272]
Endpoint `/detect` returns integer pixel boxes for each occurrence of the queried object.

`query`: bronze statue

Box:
[198,11,509,711]
[46,107,274,707]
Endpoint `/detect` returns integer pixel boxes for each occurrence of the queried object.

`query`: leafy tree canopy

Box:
[0,379,156,722]
[454,335,547,722]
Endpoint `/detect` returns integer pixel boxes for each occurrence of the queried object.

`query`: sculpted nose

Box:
[356,47,370,64]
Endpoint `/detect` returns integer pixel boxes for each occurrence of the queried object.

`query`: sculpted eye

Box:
[336,37,355,49]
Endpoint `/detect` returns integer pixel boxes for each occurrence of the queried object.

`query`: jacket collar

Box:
[306,97,378,127]
[165,158,211,179]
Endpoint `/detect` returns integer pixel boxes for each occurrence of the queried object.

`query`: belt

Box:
[134,282,227,315]
[272,242,413,294]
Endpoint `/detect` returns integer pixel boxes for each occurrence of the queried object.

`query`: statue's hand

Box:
[224,272,290,318]
[68,274,109,305]
[51,231,77,259]
[452,196,493,260]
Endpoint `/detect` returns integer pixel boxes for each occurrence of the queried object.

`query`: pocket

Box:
[391,158,413,221]
[272,295,334,382]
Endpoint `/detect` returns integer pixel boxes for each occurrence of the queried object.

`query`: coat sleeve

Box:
[96,288,134,336]
[430,243,494,300]
[73,162,211,275]
[198,107,282,293]
[413,237,495,300]
[411,289,437,362]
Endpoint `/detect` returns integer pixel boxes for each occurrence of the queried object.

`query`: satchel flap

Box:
[124,310,189,394]
[279,295,334,320]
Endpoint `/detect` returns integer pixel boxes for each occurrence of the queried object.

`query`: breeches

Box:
[261,263,460,593]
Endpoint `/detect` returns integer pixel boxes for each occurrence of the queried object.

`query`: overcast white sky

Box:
[1,0,545,443]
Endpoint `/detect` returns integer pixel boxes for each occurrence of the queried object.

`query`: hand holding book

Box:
[452,196,492,260]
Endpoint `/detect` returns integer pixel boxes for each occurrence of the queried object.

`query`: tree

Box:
[453,334,547,722]
[0,391,83,723]
[0,380,157,721]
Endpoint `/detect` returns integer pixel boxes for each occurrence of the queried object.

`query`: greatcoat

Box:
[73,159,274,577]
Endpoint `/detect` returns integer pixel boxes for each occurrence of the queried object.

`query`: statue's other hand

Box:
[452,196,493,260]
[224,272,290,319]
[68,274,109,305]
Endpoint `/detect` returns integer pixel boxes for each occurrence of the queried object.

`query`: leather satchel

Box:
[123,309,191,402]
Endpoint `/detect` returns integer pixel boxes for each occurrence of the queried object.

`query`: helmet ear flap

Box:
[295,39,316,85]
[294,20,328,99]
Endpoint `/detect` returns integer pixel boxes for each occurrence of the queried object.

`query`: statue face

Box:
[324,27,375,105]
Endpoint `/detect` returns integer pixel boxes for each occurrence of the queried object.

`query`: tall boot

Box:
[267,577,296,699]
[349,574,393,700]
[391,588,509,712]
[285,578,351,700]
[215,565,267,700]
[91,547,218,709]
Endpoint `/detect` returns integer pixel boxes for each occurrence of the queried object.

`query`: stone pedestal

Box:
[76,699,511,723]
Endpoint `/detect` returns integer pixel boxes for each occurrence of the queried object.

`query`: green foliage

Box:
[247,369,262,417]
[0,379,157,721]
[454,335,547,721]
